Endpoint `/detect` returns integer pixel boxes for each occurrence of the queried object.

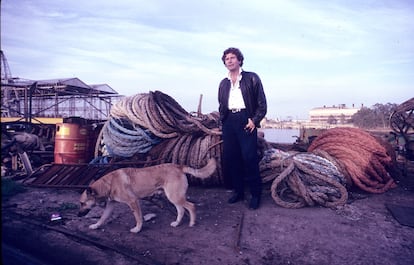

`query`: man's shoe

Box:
[249,196,261,210]
[228,193,244,204]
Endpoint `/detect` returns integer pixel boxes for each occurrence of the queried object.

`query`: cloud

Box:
[2,0,413,119]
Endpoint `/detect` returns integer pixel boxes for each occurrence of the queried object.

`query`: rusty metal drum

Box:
[54,123,91,164]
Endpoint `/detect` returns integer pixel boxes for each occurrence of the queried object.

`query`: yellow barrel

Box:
[54,123,91,164]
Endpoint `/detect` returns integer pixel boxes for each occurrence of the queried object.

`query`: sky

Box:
[1,0,413,120]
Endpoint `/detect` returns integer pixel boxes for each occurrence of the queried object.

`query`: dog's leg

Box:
[171,204,185,227]
[171,201,196,227]
[128,200,143,233]
[89,201,115,230]
[164,179,196,227]
[183,201,196,227]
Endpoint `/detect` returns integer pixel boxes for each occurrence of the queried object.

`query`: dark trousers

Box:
[222,110,262,197]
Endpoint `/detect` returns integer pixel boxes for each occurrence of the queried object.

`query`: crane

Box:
[1,50,15,117]
[1,50,13,82]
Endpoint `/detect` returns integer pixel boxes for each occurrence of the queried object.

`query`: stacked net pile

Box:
[100,91,224,186]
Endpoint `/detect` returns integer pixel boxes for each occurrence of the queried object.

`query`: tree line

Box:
[351,103,398,129]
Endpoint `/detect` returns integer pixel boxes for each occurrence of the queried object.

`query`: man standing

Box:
[218,47,267,209]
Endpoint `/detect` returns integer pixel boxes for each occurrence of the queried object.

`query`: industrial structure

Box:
[262,104,361,129]
[309,104,361,125]
[1,50,122,124]
[1,50,126,175]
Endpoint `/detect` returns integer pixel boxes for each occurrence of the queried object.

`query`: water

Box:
[259,128,300,143]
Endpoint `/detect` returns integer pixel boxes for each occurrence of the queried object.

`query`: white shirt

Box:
[227,69,246,109]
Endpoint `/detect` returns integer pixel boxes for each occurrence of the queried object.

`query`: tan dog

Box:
[78,158,216,233]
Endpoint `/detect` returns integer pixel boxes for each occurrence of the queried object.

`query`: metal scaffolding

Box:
[1,50,122,123]
[1,78,122,122]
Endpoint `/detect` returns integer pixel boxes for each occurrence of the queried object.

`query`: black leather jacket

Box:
[218,71,267,127]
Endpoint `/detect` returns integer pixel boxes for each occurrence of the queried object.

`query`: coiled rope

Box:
[262,150,348,208]
[100,92,397,196]
[265,127,396,208]
[109,91,221,139]
[102,117,160,157]
[308,127,396,194]
[100,91,224,186]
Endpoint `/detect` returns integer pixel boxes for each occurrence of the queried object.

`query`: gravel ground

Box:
[2,180,414,265]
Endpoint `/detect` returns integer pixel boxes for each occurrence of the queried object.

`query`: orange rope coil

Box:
[308,127,396,194]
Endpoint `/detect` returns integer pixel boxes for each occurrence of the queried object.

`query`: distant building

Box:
[309,104,361,125]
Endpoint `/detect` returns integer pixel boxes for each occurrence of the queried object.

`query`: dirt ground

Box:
[2,178,414,265]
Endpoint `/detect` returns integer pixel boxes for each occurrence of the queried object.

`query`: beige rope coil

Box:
[269,152,348,209]
[100,90,224,186]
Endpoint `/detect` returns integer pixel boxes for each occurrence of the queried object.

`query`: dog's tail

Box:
[183,158,217,179]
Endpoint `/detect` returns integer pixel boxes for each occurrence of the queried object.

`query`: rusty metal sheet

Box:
[21,159,158,188]
[23,163,120,188]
